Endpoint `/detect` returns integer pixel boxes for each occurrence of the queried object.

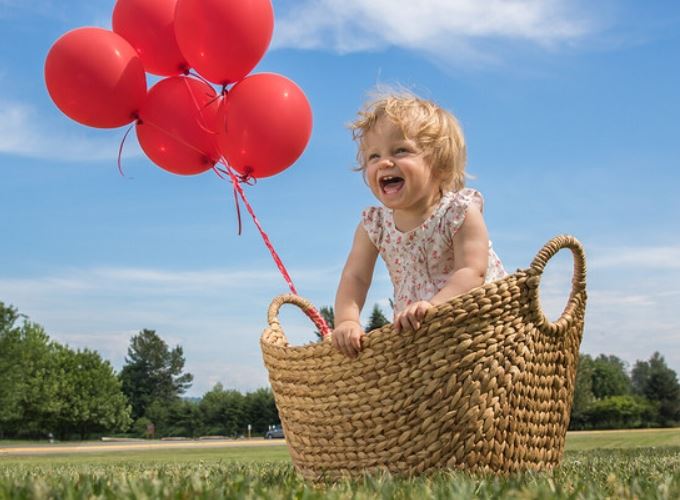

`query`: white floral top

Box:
[362,188,507,316]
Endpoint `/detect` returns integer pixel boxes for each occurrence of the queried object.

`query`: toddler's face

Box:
[362,117,440,213]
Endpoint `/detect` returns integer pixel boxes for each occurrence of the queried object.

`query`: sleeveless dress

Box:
[362,188,507,316]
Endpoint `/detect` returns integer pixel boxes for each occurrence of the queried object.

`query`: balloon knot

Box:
[239,167,256,185]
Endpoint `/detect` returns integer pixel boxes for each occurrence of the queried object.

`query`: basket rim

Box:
[261,265,532,353]
[262,235,587,353]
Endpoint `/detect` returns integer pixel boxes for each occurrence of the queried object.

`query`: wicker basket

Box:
[261,235,586,480]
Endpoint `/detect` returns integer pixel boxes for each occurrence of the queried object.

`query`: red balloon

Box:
[216,73,313,179]
[44,27,147,128]
[112,0,188,76]
[174,0,274,85]
[136,76,220,175]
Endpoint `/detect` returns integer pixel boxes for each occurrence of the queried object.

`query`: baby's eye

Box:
[394,147,410,155]
[367,153,380,161]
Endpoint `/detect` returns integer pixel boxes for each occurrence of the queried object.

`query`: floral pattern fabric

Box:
[362,188,508,316]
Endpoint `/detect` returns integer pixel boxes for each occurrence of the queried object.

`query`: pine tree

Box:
[314,306,335,341]
[119,329,193,420]
[366,304,389,332]
[631,352,680,426]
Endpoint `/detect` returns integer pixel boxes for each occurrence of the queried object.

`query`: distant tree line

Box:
[2,300,679,440]
[569,353,680,430]
[0,302,278,440]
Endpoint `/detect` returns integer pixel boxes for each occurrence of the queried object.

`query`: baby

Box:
[332,90,507,358]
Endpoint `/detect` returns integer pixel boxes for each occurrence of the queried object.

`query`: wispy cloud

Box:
[590,245,680,270]
[0,99,142,162]
[0,263,342,395]
[273,0,597,64]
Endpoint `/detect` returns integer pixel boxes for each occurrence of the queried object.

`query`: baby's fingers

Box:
[395,313,410,333]
[406,312,420,331]
[351,331,363,353]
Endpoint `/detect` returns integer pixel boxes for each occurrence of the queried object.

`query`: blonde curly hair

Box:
[349,89,467,192]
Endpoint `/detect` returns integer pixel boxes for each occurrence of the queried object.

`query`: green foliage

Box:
[52,347,132,439]
[632,352,680,426]
[199,383,246,436]
[366,304,390,332]
[591,354,632,398]
[584,395,658,429]
[119,329,193,420]
[244,388,280,435]
[132,417,153,438]
[570,354,595,429]
[0,302,131,440]
[0,320,62,438]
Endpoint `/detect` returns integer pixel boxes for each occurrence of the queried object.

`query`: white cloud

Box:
[590,245,680,270]
[273,0,595,61]
[0,99,142,162]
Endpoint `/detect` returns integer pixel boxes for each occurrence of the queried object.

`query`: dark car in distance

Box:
[265,426,284,439]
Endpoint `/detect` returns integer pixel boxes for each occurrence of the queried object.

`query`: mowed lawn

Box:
[1,429,679,498]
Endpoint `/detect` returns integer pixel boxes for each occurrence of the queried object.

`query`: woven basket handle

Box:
[528,235,586,335]
[267,294,331,340]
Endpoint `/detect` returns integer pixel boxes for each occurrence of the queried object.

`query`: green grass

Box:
[2,430,680,499]
[0,445,292,466]
[565,428,680,451]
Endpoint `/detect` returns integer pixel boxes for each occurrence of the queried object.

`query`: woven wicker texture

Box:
[261,235,587,480]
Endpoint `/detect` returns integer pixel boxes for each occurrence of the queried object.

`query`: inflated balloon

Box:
[136,76,220,175]
[217,73,312,179]
[112,0,187,76]
[175,0,273,85]
[44,27,147,128]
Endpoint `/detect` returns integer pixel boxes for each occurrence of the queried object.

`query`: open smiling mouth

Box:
[380,175,405,195]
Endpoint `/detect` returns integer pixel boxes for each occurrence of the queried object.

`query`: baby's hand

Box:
[332,320,365,359]
[394,301,433,333]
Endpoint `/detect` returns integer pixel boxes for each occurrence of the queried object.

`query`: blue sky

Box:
[1,0,679,396]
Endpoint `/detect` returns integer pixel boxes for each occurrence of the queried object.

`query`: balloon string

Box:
[215,159,331,336]
[117,124,135,177]
[188,70,216,89]
[140,118,216,166]
[126,115,330,336]
[182,76,219,136]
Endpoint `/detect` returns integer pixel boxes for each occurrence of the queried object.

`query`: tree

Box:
[0,314,62,438]
[244,388,279,435]
[200,383,246,437]
[366,304,390,331]
[569,353,595,430]
[591,354,632,399]
[631,352,680,426]
[0,302,24,434]
[0,301,21,333]
[54,347,131,439]
[119,329,193,420]
[2,302,134,440]
[314,306,335,341]
[584,395,657,429]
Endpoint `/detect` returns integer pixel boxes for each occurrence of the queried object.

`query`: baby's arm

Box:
[393,206,490,333]
[431,204,489,305]
[333,224,378,358]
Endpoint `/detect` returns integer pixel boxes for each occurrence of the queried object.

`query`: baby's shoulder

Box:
[436,188,486,239]
[361,205,386,225]
[361,205,387,248]
[450,187,484,212]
